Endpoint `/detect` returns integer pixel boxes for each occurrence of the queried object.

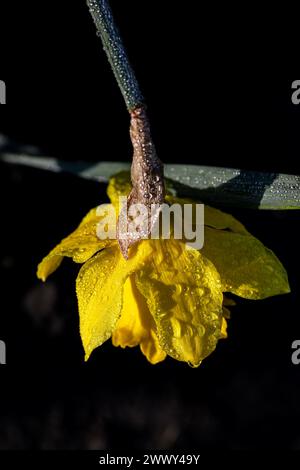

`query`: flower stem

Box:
[87,0,165,258]
[86,0,144,112]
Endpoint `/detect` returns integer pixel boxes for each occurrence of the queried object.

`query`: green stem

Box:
[86,0,144,111]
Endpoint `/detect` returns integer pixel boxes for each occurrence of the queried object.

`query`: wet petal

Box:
[135,239,223,366]
[112,275,166,364]
[37,206,116,281]
[204,205,248,234]
[76,242,153,360]
[107,171,132,213]
[219,296,233,338]
[220,317,228,339]
[166,195,248,234]
[202,227,290,299]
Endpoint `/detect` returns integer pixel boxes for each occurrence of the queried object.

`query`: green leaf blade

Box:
[1,153,299,210]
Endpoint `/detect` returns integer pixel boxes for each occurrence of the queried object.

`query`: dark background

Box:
[0,0,300,451]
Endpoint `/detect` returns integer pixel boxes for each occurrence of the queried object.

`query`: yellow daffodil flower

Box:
[37,172,290,366]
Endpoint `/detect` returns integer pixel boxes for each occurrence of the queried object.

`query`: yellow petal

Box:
[112,275,166,364]
[135,239,223,366]
[202,226,290,299]
[107,171,132,213]
[204,205,248,234]
[220,317,228,339]
[37,206,116,281]
[166,195,248,234]
[76,241,153,360]
[219,296,232,338]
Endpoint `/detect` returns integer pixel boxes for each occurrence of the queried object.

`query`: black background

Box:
[0,0,300,451]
